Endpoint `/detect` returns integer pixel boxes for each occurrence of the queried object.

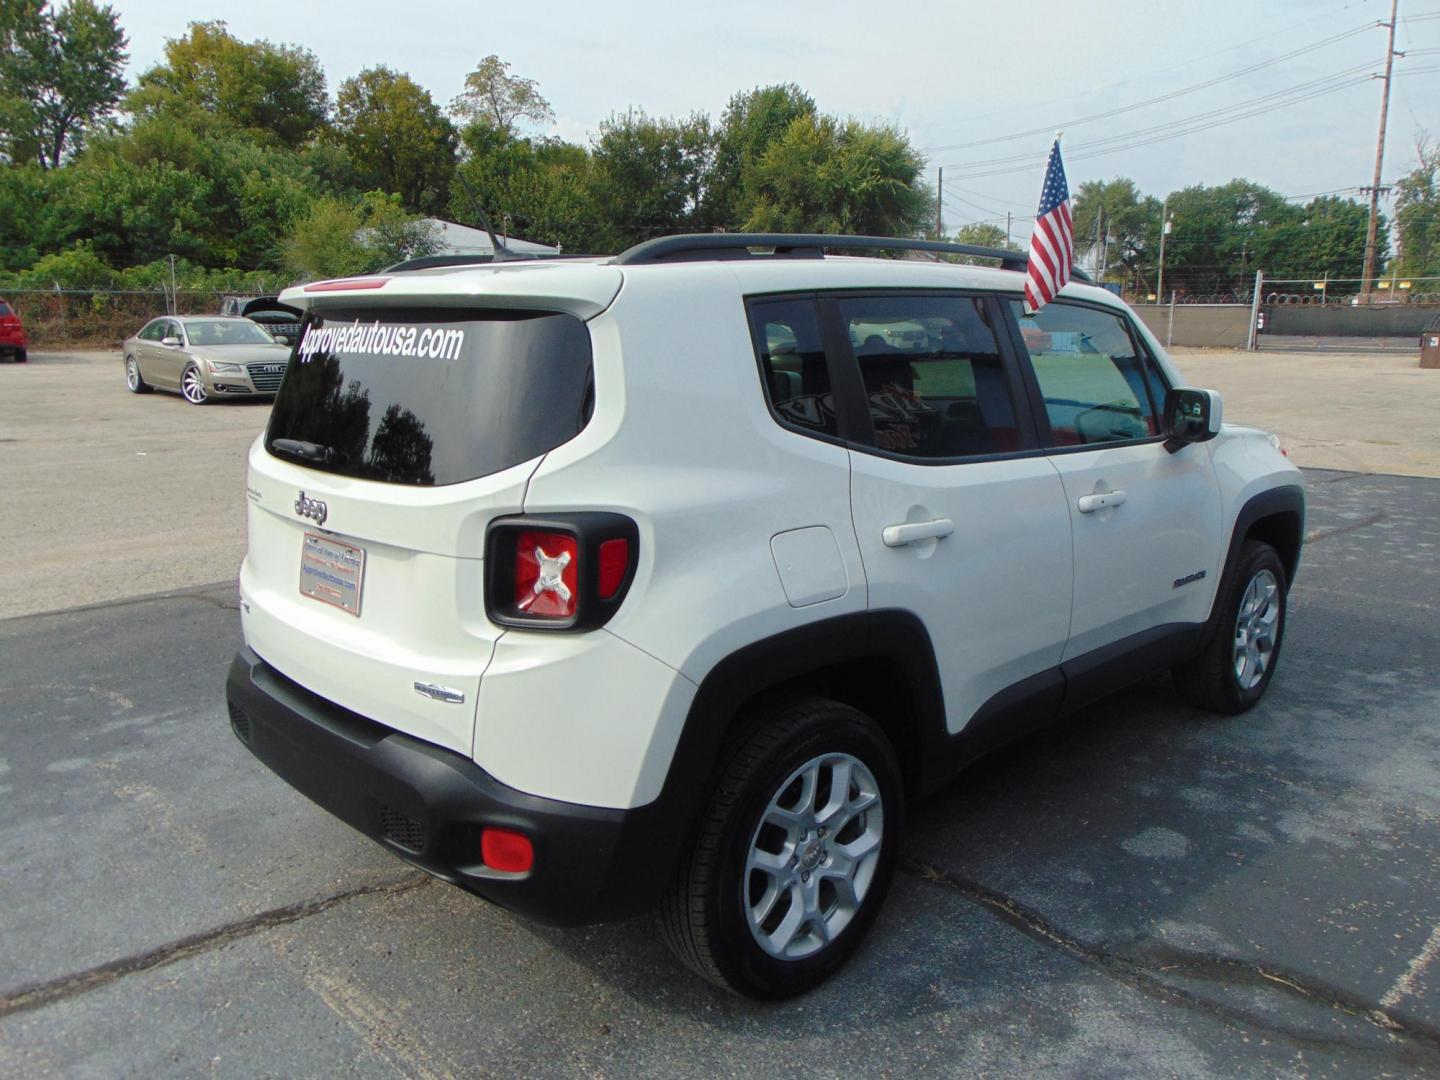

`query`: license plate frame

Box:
[299,531,366,616]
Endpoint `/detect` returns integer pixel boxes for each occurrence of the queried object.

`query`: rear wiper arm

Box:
[270,438,342,465]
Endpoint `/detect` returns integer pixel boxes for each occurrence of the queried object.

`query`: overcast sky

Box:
[109,0,1439,236]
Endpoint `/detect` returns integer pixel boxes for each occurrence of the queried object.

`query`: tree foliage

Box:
[703,83,816,227]
[282,191,441,279]
[1395,139,1439,278]
[587,110,714,249]
[1069,176,1383,294]
[450,55,553,134]
[741,114,930,237]
[0,0,127,168]
[334,66,455,214]
[127,21,327,148]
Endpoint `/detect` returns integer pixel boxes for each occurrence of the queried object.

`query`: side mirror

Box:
[1164,387,1223,451]
[161,336,181,347]
[273,334,290,346]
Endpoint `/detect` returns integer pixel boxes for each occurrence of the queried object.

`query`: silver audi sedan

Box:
[122,316,293,404]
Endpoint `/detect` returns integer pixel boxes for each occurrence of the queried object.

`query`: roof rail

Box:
[611,232,1091,282]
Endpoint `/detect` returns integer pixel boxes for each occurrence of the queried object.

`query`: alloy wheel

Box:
[182,365,207,404]
[125,357,139,390]
[743,752,884,960]
[1233,568,1280,690]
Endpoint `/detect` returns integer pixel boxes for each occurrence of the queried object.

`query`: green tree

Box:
[702,83,816,227]
[1070,178,1161,284]
[334,67,456,214]
[0,0,127,168]
[952,222,1018,251]
[1394,140,1439,278]
[127,21,327,148]
[282,191,442,279]
[449,55,554,134]
[587,110,714,249]
[451,122,598,252]
[740,114,930,238]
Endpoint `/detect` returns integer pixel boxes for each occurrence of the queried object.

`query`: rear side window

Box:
[749,298,837,438]
[266,306,592,486]
[0,301,11,316]
[1009,301,1163,446]
[837,295,1019,459]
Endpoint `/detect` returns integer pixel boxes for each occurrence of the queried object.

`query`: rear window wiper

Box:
[270,438,344,466]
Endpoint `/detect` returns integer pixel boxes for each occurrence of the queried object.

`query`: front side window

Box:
[138,320,164,342]
[749,297,837,438]
[1009,301,1162,446]
[837,295,1018,459]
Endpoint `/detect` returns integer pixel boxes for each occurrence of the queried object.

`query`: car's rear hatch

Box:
[238,265,621,755]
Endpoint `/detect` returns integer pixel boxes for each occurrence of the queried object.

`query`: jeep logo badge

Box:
[294,490,328,525]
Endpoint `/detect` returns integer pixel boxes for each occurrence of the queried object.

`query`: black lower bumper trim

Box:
[225,648,675,926]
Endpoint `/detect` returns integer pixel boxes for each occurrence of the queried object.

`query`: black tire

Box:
[1175,540,1288,714]
[181,362,209,405]
[660,696,902,998]
[124,354,151,394]
[14,347,25,363]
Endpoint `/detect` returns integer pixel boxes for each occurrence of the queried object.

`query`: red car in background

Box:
[0,298,26,363]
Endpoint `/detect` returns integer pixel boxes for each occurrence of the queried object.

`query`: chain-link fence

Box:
[0,285,293,347]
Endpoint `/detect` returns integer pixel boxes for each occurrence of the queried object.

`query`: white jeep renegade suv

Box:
[225,233,1304,998]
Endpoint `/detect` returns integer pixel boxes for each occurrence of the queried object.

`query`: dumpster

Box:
[1422,313,1440,369]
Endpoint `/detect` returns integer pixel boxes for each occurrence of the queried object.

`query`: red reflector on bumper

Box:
[481,827,534,873]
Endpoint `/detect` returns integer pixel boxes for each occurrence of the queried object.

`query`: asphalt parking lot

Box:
[2,348,1439,1076]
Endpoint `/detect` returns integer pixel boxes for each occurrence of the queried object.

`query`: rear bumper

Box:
[225,647,676,926]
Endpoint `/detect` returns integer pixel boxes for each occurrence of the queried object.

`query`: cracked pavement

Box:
[1,466,1438,1076]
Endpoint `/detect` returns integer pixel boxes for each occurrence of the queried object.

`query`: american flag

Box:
[1024,138,1073,313]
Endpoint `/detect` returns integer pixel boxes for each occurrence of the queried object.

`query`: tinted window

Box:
[138,321,164,341]
[1009,301,1159,446]
[838,295,1018,458]
[0,301,11,316]
[266,306,592,486]
[749,298,837,438]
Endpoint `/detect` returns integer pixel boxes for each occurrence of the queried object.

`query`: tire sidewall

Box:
[1219,544,1288,709]
[708,711,902,998]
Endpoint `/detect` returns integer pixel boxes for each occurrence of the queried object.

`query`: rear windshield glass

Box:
[265,306,593,486]
[0,302,12,316]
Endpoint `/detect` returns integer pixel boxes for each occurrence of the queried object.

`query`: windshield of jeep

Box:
[265,306,593,486]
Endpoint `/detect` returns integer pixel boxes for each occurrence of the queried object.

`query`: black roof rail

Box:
[611,232,1092,282]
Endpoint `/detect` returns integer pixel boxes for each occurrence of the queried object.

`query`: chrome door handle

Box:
[1077,490,1127,513]
[882,519,955,547]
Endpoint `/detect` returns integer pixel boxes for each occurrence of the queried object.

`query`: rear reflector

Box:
[514,531,579,618]
[303,277,390,292]
[481,827,534,873]
[597,538,630,600]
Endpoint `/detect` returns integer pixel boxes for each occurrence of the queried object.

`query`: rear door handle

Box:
[882,519,955,547]
[1077,490,1127,513]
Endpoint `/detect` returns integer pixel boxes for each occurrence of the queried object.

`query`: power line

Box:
[921,21,1378,155]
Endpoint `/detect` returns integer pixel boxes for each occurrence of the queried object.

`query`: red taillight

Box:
[597,538,630,600]
[514,531,579,618]
[481,827,534,873]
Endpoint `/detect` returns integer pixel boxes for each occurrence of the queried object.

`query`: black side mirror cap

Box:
[1164,387,1223,453]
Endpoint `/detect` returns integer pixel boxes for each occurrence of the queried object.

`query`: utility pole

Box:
[1005,211,1012,246]
[1362,0,1401,299]
[936,167,943,237]
[1155,197,1171,301]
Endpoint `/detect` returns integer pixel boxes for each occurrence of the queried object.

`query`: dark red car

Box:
[0,297,26,362]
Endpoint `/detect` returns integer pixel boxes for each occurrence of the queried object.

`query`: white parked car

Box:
[225,234,1304,998]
